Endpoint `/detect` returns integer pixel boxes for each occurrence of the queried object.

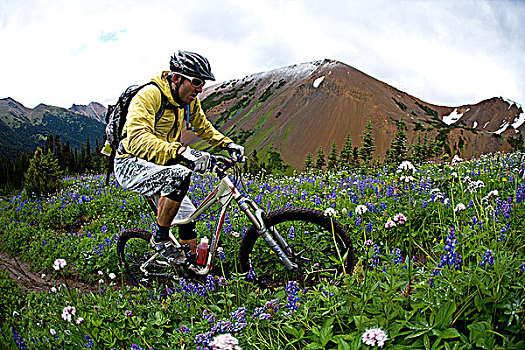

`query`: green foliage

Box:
[327,140,339,170]
[392,97,408,111]
[315,147,326,169]
[359,120,376,164]
[0,268,24,328]
[304,152,314,170]
[415,101,439,117]
[24,148,63,197]
[387,116,408,163]
[264,149,288,174]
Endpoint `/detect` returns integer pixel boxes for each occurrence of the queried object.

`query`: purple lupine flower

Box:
[285,281,300,313]
[480,249,495,267]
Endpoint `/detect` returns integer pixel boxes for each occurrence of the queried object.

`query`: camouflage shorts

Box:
[114,155,192,203]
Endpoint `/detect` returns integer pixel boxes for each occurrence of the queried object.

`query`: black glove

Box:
[180,146,211,173]
[225,143,244,161]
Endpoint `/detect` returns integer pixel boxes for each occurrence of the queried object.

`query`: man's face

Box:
[172,74,203,105]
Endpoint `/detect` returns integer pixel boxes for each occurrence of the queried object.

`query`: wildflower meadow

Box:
[1,151,524,349]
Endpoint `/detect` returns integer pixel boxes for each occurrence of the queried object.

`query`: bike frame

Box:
[144,172,298,276]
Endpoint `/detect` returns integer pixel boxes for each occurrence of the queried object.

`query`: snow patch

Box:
[246,60,322,82]
[511,109,525,130]
[313,76,325,88]
[442,108,464,125]
[473,121,478,128]
[499,97,524,131]
[483,122,490,129]
[495,121,510,135]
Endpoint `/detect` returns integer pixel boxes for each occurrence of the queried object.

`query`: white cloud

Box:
[0,0,523,110]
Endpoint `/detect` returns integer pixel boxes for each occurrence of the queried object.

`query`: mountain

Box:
[183,59,523,168]
[0,98,105,159]
[69,102,106,123]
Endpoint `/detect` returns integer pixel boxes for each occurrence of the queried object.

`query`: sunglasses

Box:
[178,73,205,88]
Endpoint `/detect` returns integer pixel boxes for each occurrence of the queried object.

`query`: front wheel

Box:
[117,228,185,287]
[239,207,354,288]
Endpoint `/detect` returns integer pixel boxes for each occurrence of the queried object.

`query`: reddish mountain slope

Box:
[183,59,522,168]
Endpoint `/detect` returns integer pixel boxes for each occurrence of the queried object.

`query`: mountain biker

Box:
[113,50,244,261]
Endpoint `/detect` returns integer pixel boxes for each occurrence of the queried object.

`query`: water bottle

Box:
[196,237,209,265]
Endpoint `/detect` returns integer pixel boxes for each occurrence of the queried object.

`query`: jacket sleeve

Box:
[190,98,232,147]
[123,86,181,164]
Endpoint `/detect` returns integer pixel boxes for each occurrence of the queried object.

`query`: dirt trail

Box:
[0,250,98,293]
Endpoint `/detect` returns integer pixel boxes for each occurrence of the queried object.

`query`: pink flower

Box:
[361,328,388,347]
[209,333,242,350]
[393,213,407,225]
[125,310,132,317]
[61,306,76,323]
[364,240,374,246]
[385,220,396,229]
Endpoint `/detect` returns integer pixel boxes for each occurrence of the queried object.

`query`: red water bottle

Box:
[196,237,209,265]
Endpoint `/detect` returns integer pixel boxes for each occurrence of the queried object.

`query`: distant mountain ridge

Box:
[69,102,106,123]
[0,98,105,159]
[1,59,523,166]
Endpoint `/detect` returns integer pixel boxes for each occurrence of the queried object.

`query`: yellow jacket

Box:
[118,71,232,165]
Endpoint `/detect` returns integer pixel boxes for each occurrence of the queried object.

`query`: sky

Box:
[0,0,524,110]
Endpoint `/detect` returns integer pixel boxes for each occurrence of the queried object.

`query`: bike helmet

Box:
[170,50,216,81]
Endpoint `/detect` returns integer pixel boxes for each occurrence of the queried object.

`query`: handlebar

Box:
[209,154,246,177]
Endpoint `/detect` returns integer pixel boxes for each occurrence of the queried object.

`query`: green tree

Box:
[359,120,376,164]
[265,149,288,174]
[327,140,338,170]
[315,147,326,170]
[24,148,63,197]
[339,132,353,168]
[388,117,408,163]
[304,152,314,171]
[246,149,262,175]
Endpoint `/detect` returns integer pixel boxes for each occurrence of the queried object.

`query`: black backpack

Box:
[103,81,170,185]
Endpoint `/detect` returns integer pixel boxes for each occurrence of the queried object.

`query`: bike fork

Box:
[254,209,298,271]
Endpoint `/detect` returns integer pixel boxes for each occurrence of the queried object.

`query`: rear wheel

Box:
[239,207,354,288]
[117,228,185,287]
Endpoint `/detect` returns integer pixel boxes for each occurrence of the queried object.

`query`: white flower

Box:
[451,155,463,164]
[51,287,57,293]
[98,279,104,284]
[361,328,388,348]
[98,270,104,276]
[355,205,368,215]
[76,317,84,324]
[41,274,46,279]
[50,329,56,336]
[454,203,466,213]
[108,273,116,280]
[398,161,415,172]
[53,258,67,271]
[400,175,415,183]
[209,333,242,350]
[324,208,337,217]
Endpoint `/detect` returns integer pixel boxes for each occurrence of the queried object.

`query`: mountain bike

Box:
[117,155,354,288]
